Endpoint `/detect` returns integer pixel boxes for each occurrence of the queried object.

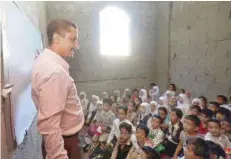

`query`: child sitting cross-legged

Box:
[145,115,165,153]
[111,122,133,159]
[165,108,184,157]
[91,98,117,143]
[106,106,138,149]
[126,124,160,159]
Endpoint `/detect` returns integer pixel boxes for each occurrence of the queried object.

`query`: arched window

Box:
[99,6,130,56]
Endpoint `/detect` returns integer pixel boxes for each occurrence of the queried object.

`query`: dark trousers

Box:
[42,133,83,159]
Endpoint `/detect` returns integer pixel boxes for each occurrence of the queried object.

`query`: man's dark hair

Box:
[206,140,226,159]
[171,108,183,119]
[201,108,213,119]
[184,115,201,127]
[103,98,113,106]
[47,19,77,45]
[119,122,132,134]
[207,119,221,127]
[217,107,231,118]
[186,138,210,159]
[190,105,202,113]
[137,124,149,137]
[117,106,128,114]
[209,101,220,108]
[217,95,228,104]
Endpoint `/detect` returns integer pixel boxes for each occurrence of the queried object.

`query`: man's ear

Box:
[53,33,60,44]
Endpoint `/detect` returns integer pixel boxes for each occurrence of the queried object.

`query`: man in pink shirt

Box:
[31,19,84,159]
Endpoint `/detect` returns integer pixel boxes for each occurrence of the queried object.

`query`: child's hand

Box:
[105,143,112,148]
[86,119,90,125]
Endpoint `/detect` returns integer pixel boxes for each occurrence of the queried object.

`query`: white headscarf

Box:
[113,90,121,103]
[79,91,89,111]
[137,102,151,125]
[92,95,100,105]
[139,89,148,102]
[149,86,160,101]
[159,96,168,107]
[150,101,159,115]
[101,92,108,101]
[163,90,176,98]
[87,95,100,120]
[192,98,202,107]
[123,88,131,98]
[177,93,190,114]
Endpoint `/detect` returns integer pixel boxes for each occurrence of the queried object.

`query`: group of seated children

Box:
[79,83,231,159]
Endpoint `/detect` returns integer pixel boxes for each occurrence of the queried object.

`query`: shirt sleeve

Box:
[107,120,117,144]
[224,135,231,148]
[38,72,69,159]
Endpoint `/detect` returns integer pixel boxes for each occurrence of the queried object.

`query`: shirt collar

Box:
[44,48,70,72]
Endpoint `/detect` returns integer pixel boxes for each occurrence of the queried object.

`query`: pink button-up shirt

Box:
[31,48,84,159]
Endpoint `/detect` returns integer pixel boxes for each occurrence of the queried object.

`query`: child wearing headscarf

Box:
[139,89,148,103]
[137,102,151,125]
[149,86,160,101]
[86,95,100,124]
[101,91,108,102]
[113,90,121,104]
[123,88,131,98]
[79,91,89,117]
[176,93,190,115]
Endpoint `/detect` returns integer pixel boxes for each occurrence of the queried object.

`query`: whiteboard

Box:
[2,2,43,145]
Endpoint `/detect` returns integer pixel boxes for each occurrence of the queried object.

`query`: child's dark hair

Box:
[137,124,149,137]
[199,96,207,105]
[223,116,231,125]
[207,119,221,127]
[142,146,160,159]
[201,108,213,119]
[184,115,201,127]
[209,101,220,108]
[217,95,228,104]
[117,106,128,114]
[158,107,168,115]
[119,122,132,134]
[150,83,156,88]
[217,107,231,118]
[186,138,210,159]
[103,98,113,106]
[169,83,176,91]
[206,141,226,159]
[152,115,163,124]
[180,89,185,93]
[132,89,139,93]
[190,105,202,113]
[171,108,183,119]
